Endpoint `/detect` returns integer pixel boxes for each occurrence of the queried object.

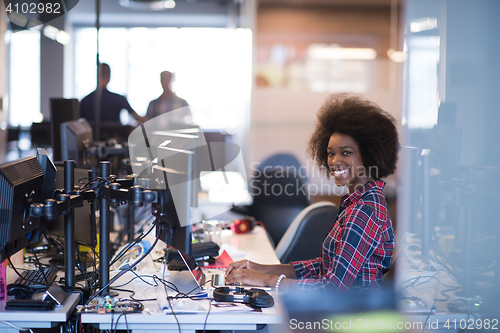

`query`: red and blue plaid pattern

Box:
[291,180,394,290]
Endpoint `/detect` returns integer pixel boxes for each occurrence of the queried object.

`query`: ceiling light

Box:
[43,25,70,45]
[308,44,377,60]
[410,17,438,33]
[56,30,70,45]
[43,25,58,40]
[119,0,176,10]
[387,49,407,62]
[8,12,28,27]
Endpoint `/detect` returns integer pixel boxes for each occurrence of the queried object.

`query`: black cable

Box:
[113,313,125,333]
[110,310,115,333]
[164,269,181,333]
[77,313,82,333]
[135,212,155,235]
[78,176,116,194]
[422,303,437,333]
[153,275,181,294]
[90,247,100,277]
[27,239,50,285]
[124,312,130,333]
[110,287,135,294]
[399,275,425,291]
[131,271,157,286]
[433,286,462,302]
[7,256,45,285]
[203,299,213,333]
[420,270,441,333]
[161,226,181,333]
[86,228,161,304]
[135,204,152,223]
[84,251,98,289]
[112,275,150,288]
[430,250,485,292]
[75,257,93,288]
[184,280,208,296]
[44,232,65,253]
[130,297,157,302]
[109,223,156,267]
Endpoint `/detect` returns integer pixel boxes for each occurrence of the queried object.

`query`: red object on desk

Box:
[202,250,233,269]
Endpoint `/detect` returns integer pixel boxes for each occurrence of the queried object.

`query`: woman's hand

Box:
[225,260,265,278]
[225,268,273,287]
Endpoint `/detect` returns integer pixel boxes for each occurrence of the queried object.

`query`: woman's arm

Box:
[224,260,297,287]
[225,260,297,278]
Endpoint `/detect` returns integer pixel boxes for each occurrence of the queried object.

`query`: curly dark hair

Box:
[307,93,400,179]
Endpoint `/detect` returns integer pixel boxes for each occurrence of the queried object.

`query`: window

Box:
[9,29,41,127]
[74,27,252,133]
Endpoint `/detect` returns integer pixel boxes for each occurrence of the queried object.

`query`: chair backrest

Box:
[249,168,310,245]
[275,201,339,264]
[258,153,307,183]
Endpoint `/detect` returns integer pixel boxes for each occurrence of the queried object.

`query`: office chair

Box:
[275,201,338,264]
[258,152,308,182]
[231,167,310,246]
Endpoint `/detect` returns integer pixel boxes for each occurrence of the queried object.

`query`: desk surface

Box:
[81,225,285,332]
[0,293,80,330]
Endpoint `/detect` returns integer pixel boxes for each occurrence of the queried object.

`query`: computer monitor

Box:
[46,167,96,247]
[60,118,94,168]
[36,148,57,201]
[0,156,44,260]
[50,98,80,162]
[156,136,202,210]
[154,188,192,256]
[153,147,195,255]
[96,122,134,143]
[29,148,58,243]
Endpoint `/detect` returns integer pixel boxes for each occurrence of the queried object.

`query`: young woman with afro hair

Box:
[225,93,400,291]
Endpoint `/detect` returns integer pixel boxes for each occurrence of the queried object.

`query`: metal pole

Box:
[421,149,430,258]
[99,161,110,295]
[94,0,101,142]
[64,160,75,289]
[128,203,135,243]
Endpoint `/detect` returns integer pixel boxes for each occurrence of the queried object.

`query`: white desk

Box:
[0,293,80,333]
[81,225,285,333]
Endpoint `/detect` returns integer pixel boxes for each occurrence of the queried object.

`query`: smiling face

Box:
[327,133,373,192]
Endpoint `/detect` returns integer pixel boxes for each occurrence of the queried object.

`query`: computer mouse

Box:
[7,284,35,299]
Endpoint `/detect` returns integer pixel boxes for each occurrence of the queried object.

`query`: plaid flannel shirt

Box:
[291,180,394,290]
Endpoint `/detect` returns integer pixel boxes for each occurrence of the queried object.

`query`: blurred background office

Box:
[1,0,500,317]
[0,0,402,190]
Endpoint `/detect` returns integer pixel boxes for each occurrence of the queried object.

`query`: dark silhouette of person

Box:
[80,63,146,124]
[146,70,192,123]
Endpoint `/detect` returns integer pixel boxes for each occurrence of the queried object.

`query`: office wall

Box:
[248,3,403,193]
[0,5,7,163]
[40,16,65,121]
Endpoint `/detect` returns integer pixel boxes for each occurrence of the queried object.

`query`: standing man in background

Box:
[80,63,146,124]
[146,70,192,124]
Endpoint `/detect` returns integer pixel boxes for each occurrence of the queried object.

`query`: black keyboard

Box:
[15,267,58,289]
